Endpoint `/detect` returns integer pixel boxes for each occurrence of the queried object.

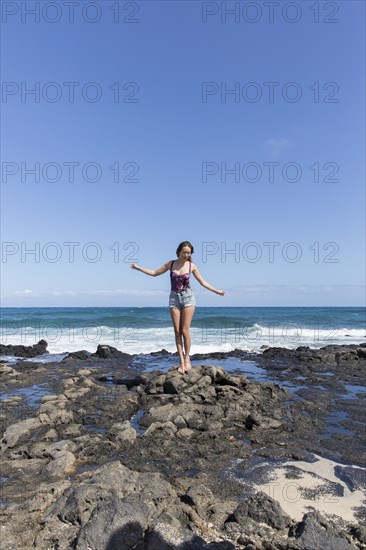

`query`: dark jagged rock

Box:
[260,343,366,366]
[0,339,48,358]
[113,374,148,389]
[192,348,252,362]
[227,491,292,531]
[334,466,366,493]
[189,343,366,378]
[78,502,146,549]
[1,343,365,549]
[149,348,170,356]
[62,350,92,361]
[349,526,366,544]
[91,344,133,360]
[288,510,356,549]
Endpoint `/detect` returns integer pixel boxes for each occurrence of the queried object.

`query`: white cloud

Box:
[11,289,166,298]
[13,289,78,297]
[264,136,291,158]
[91,289,166,297]
[228,284,364,295]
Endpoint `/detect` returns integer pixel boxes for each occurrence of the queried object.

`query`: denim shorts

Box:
[169,288,196,310]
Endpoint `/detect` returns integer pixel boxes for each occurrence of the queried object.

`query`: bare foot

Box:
[184,358,192,372]
[177,363,185,374]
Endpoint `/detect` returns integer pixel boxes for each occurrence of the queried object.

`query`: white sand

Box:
[253,454,365,523]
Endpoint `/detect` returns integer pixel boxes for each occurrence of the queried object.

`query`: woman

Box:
[130,241,225,374]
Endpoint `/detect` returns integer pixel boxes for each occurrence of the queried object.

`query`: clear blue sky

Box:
[1,0,365,307]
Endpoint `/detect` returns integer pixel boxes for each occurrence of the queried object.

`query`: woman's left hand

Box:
[217,290,225,296]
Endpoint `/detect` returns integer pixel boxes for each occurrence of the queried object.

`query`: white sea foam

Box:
[0,323,364,356]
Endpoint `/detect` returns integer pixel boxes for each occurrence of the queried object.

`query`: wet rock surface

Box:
[191,343,366,466]
[0,342,365,549]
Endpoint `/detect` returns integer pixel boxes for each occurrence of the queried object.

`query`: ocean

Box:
[0,306,365,359]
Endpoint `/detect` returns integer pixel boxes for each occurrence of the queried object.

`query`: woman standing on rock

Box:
[130,241,225,374]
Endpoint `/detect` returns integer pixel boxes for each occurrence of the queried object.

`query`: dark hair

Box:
[176,241,194,260]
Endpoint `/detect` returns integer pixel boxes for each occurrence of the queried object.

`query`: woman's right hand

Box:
[130,264,140,270]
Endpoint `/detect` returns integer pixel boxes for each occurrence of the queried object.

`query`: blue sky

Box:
[1,0,365,307]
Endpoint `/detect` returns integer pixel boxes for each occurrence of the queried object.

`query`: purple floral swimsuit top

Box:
[170,260,192,293]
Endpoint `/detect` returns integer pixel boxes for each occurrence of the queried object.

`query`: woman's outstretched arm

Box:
[129,260,171,277]
[191,263,225,296]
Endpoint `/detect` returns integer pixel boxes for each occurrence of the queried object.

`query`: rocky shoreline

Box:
[0,342,365,549]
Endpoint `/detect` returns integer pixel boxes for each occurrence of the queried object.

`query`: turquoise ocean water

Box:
[1,307,365,358]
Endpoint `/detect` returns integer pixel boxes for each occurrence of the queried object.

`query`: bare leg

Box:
[181,306,195,371]
[169,307,185,373]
